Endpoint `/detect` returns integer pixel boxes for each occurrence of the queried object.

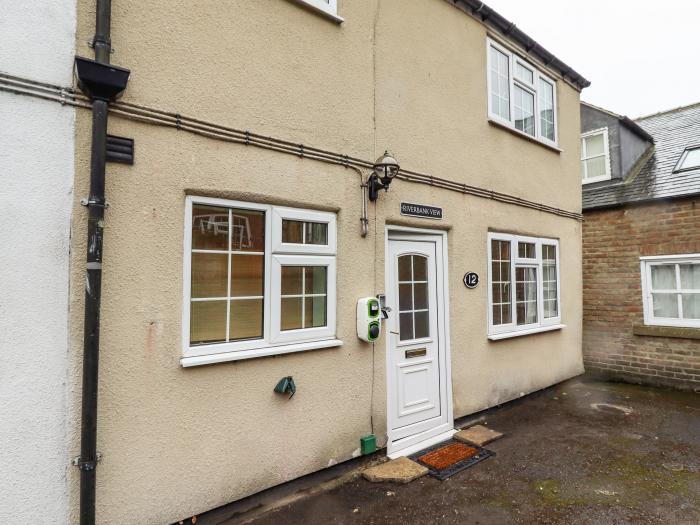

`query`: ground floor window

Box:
[641,255,700,328]
[183,196,337,362]
[487,233,561,338]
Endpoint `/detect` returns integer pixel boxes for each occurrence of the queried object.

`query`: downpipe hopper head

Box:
[74,56,130,101]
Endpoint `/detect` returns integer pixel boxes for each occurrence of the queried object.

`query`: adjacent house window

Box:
[487,38,558,146]
[581,127,611,184]
[674,146,700,173]
[641,255,700,328]
[292,0,339,19]
[487,233,561,338]
[183,196,338,363]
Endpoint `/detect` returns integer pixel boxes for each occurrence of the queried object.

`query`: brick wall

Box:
[583,197,700,391]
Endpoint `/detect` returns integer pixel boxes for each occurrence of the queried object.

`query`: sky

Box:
[483,0,699,119]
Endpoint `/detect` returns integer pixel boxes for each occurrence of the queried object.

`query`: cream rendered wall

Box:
[67,0,582,523]
[373,0,584,415]
[0,1,76,523]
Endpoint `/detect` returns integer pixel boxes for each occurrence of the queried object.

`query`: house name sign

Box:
[400,202,443,220]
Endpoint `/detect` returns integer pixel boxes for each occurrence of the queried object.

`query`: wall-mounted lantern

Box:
[367,151,400,201]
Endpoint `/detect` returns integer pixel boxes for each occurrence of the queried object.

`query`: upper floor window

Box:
[487,38,558,147]
[183,196,338,365]
[641,255,700,329]
[674,146,700,173]
[292,0,341,21]
[581,127,611,184]
[488,233,561,339]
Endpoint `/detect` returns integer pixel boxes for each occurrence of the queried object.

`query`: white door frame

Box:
[385,225,454,458]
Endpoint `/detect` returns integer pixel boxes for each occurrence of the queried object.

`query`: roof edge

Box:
[449,0,591,91]
[635,100,700,121]
[583,192,700,212]
[581,101,654,143]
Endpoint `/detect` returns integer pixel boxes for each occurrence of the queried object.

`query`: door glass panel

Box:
[414,311,429,339]
[413,256,427,281]
[397,254,430,341]
[399,283,413,311]
[413,283,428,310]
[399,313,414,341]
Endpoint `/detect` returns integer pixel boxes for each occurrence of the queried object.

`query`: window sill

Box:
[181,339,343,367]
[488,118,562,153]
[582,175,612,185]
[633,324,700,340]
[488,324,565,341]
[288,0,344,23]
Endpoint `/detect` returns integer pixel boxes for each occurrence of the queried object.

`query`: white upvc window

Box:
[581,127,611,184]
[641,254,700,329]
[486,38,558,147]
[487,233,562,339]
[182,196,339,366]
[290,0,341,21]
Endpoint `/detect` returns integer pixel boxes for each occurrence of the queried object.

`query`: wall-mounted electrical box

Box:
[357,297,381,342]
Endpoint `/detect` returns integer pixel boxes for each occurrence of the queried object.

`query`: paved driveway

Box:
[241,377,700,524]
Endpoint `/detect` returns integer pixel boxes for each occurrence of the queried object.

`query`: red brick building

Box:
[581,103,700,392]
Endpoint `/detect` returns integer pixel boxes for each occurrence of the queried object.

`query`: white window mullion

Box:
[676,264,684,319]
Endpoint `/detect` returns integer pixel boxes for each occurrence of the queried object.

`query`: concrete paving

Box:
[362,457,428,484]
[230,376,700,524]
[454,424,504,446]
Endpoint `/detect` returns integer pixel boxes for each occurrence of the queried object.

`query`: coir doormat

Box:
[409,440,494,480]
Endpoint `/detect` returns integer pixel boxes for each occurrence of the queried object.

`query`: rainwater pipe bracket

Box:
[72,452,103,471]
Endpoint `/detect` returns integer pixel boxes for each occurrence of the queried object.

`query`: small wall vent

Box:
[106,135,134,165]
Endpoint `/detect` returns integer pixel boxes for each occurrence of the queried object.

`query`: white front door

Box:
[386,229,453,457]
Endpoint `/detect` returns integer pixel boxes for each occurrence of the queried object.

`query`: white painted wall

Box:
[0,1,76,523]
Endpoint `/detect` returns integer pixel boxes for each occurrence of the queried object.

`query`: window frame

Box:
[271,206,337,255]
[487,232,562,339]
[290,0,342,22]
[640,254,700,329]
[580,127,611,184]
[182,196,339,365]
[486,38,559,148]
[673,145,700,173]
[270,254,337,344]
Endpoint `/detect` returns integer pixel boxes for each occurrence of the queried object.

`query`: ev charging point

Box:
[357,297,381,342]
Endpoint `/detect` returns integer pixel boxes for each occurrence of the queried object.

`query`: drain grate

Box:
[410,440,493,480]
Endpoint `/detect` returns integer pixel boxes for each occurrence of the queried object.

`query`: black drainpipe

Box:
[74,1,129,523]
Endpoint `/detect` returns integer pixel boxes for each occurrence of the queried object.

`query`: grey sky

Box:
[483,0,699,119]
